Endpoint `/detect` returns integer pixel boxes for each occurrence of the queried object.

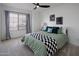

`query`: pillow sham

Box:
[58,27,63,34]
[57,27,67,34]
[62,27,67,35]
[42,26,47,31]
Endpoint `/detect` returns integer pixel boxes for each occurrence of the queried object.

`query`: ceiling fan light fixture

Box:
[37,6,39,8]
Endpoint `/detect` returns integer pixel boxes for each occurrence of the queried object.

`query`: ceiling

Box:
[1,3,64,12]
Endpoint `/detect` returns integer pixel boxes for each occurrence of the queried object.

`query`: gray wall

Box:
[0,5,2,40]
[41,3,79,46]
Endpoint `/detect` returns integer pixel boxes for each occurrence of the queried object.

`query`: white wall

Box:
[0,4,42,40]
[32,11,42,32]
[41,3,79,46]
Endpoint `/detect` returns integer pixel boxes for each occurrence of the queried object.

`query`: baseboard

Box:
[69,40,79,46]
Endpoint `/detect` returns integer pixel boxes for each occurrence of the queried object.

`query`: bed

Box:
[21,26,68,56]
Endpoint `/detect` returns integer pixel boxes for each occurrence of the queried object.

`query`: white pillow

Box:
[62,27,67,35]
[42,26,47,31]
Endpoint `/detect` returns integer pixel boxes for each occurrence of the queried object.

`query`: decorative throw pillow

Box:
[47,28,53,33]
[52,27,59,34]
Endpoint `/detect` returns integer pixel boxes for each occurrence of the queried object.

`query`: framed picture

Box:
[56,17,63,25]
[50,14,55,21]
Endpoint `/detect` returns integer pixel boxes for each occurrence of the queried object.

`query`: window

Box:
[9,12,26,31]
[19,14,26,30]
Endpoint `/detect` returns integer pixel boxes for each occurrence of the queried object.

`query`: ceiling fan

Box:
[33,3,50,10]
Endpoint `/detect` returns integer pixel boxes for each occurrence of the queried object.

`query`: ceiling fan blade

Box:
[34,6,37,10]
[33,3,39,6]
[33,3,50,9]
[39,5,50,8]
[33,3,37,5]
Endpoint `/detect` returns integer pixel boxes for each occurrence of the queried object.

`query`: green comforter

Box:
[22,31,68,56]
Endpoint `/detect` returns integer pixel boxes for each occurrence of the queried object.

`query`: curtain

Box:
[26,14,32,33]
[5,11,11,39]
